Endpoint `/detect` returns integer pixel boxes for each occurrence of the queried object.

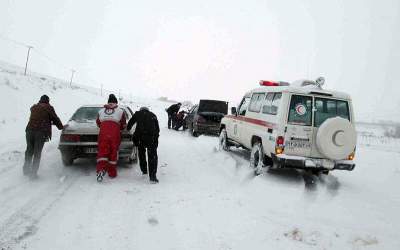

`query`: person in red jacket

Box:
[96,94,126,182]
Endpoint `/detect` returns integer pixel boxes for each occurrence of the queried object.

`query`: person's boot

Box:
[23,165,31,176]
[29,172,39,180]
[96,170,106,182]
[140,165,148,175]
[149,176,159,184]
[107,165,117,178]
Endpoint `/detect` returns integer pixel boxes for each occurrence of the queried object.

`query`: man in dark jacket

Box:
[24,95,64,178]
[127,107,160,183]
[166,102,181,129]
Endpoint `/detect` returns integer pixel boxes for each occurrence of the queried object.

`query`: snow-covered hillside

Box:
[0,62,399,250]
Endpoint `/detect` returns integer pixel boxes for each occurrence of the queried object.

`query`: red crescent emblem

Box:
[295,104,306,115]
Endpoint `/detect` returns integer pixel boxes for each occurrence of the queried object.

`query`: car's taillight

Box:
[276,136,284,146]
[61,134,80,142]
[348,151,355,160]
[275,136,285,155]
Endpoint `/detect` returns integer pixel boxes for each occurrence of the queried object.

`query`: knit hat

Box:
[140,106,149,111]
[39,95,50,104]
[108,94,118,104]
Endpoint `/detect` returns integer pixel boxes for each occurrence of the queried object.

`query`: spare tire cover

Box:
[316,117,357,160]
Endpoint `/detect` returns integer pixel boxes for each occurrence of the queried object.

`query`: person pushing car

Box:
[127,106,160,183]
[96,94,126,182]
[166,102,181,129]
[23,95,64,179]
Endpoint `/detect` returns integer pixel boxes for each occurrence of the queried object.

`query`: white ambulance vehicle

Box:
[219,78,357,175]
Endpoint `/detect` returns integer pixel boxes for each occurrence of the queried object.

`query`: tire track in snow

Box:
[0,150,24,178]
[0,172,81,249]
[0,145,67,208]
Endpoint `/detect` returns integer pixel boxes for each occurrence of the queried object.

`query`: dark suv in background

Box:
[185,99,228,137]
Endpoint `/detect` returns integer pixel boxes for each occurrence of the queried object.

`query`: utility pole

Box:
[69,69,75,87]
[101,84,103,96]
[24,46,33,76]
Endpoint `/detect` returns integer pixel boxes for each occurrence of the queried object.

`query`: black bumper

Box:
[194,124,220,135]
[271,154,355,171]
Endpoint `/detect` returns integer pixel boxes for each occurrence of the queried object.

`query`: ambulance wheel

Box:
[250,142,267,175]
[219,129,230,151]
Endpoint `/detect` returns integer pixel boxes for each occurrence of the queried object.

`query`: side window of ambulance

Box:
[262,93,281,115]
[271,93,282,115]
[238,97,251,116]
[288,95,312,126]
[248,93,265,113]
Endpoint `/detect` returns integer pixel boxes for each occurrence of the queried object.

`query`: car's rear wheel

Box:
[219,129,230,151]
[61,151,74,166]
[250,142,267,175]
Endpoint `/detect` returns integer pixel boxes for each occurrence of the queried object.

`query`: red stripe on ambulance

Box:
[225,115,276,129]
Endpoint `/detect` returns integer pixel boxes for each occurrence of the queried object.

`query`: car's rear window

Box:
[288,95,312,126]
[314,98,350,127]
[198,100,228,114]
[71,107,102,121]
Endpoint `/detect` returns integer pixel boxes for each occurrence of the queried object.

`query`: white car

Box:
[219,78,357,175]
[58,105,138,166]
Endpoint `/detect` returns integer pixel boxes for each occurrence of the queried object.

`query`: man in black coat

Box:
[165,102,181,129]
[127,107,160,183]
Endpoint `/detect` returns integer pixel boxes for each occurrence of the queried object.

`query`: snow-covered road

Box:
[1,124,399,249]
[1,62,400,249]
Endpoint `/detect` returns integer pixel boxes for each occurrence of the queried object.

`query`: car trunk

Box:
[65,120,99,135]
[198,100,228,115]
[197,100,228,125]
[64,120,132,142]
[198,111,225,123]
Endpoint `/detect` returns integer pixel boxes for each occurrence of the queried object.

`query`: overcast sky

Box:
[1,0,399,121]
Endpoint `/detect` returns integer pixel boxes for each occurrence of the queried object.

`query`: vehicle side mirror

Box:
[231,107,237,115]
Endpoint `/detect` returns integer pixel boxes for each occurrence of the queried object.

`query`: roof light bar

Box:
[259,80,290,87]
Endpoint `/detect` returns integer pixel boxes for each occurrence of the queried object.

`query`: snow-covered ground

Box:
[0,62,400,250]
